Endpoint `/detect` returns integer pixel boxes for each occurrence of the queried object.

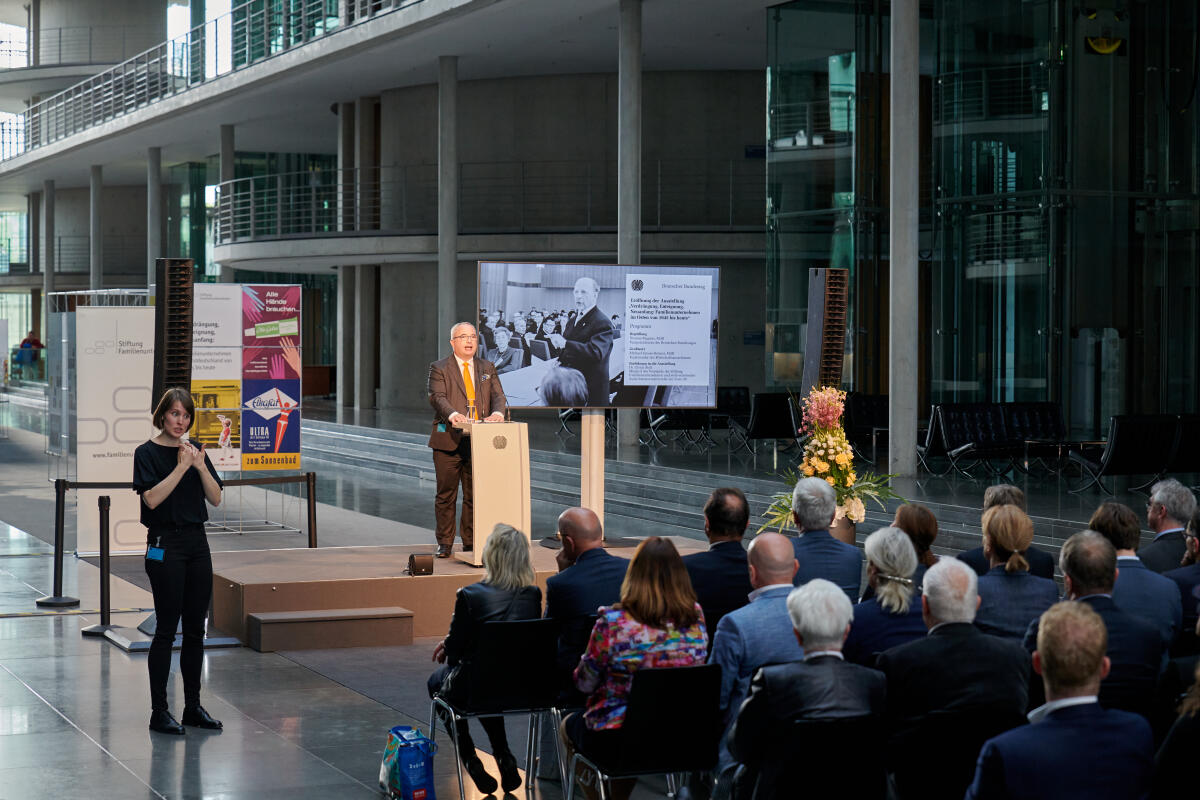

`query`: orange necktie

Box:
[462,362,477,418]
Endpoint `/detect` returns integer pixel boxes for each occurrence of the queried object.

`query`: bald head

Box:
[747,533,799,588]
[558,507,604,556]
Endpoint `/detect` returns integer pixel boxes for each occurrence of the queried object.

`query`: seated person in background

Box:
[843,527,927,666]
[1022,531,1165,718]
[1141,478,1198,573]
[958,484,1056,579]
[966,602,1154,800]
[1153,658,1200,798]
[536,316,564,359]
[728,579,886,800]
[1089,501,1182,650]
[790,477,863,602]
[876,502,939,596]
[562,536,708,800]
[538,366,589,407]
[485,326,523,374]
[974,504,1060,640]
[1164,508,1200,656]
[683,487,754,643]
[427,525,542,795]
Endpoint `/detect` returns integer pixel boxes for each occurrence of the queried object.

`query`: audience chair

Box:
[916,405,950,475]
[565,664,722,800]
[937,402,1023,478]
[1068,414,1180,494]
[745,393,802,470]
[1163,414,1200,488]
[888,707,1027,800]
[712,386,753,452]
[732,716,884,800]
[429,619,561,800]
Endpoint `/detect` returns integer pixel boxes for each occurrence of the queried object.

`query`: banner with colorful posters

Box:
[242,344,300,380]
[242,285,301,347]
[76,307,155,555]
[241,379,301,470]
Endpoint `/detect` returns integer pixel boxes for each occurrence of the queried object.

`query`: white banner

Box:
[193,284,243,347]
[624,273,713,386]
[76,307,154,555]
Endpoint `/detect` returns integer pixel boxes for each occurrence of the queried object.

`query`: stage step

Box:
[247,606,414,653]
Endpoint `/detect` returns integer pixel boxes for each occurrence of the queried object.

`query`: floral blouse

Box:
[573,604,709,730]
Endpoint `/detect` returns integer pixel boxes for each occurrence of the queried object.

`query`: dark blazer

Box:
[792,529,863,602]
[1164,563,1200,654]
[1022,595,1165,716]
[843,596,927,666]
[1140,531,1187,574]
[876,622,1031,739]
[544,548,629,682]
[444,582,543,667]
[683,540,753,642]
[559,305,615,406]
[426,354,507,451]
[1113,557,1182,648]
[959,544,1056,579]
[975,567,1060,640]
[965,702,1153,800]
[486,346,523,374]
[1153,707,1200,800]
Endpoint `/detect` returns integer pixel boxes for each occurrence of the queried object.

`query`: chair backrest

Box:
[595,664,722,774]
[717,386,752,419]
[1165,414,1200,473]
[845,392,889,438]
[746,393,799,440]
[1096,414,1180,477]
[920,405,947,457]
[1003,401,1066,442]
[889,707,1026,800]
[464,619,560,713]
[749,716,885,800]
[938,402,1011,451]
[528,339,550,361]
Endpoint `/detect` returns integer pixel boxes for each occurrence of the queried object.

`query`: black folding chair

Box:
[1068,414,1181,494]
[1163,414,1200,488]
[745,393,802,470]
[733,716,884,800]
[888,708,1026,800]
[712,386,753,452]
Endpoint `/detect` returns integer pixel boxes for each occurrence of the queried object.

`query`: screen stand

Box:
[580,410,606,537]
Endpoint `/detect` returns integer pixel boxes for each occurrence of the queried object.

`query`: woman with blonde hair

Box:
[843,527,927,665]
[428,524,541,794]
[974,504,1059,639]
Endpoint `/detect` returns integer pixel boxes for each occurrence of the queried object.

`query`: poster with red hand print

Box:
[242,285,301,347]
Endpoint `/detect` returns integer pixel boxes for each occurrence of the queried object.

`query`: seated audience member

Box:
[862,503,939,601]
[1164,508,1200,656]
[486,326,523,373]
[966,602,1154,800]
[428,525,542,795]
[538,366,589,407]
[728,579,886,800]
[708,532,803,770]
[1023,531,1165,718]
[1141,478,1198,573]
[974,504,1060,640]
[536,317,565,359]
[1089,501,1182,649]
[684,487,754,642]
[958,484,1056,579]
[1153,659,1200,798]
[790,477,864,601]
[843,527,926,666]
[562,537,708,799]
[544,508,629,702]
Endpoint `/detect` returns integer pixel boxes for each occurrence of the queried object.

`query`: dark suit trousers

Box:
[433,441,473,547]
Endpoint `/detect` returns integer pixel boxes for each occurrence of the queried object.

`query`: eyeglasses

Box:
[452,335,478,342]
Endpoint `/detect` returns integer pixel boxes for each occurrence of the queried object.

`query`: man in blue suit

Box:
[708,532,803,771]
[966,601,1154,799]
[683,488,754,642]
[1140,478,1197,574]
[789,477,863,601]
[1164,509,1200,655]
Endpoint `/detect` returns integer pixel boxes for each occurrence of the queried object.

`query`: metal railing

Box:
[769,98,855,149]
[936,63,1049,123]
[959,201,1048,266]
[0,25,162,68]
[0,0,417,161]
[214,160,766,243]
[53,235,143,273]
[0,236,27,271]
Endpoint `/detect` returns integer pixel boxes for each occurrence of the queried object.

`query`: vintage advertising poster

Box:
[242,285,301,347]
[241,379,301,470]
[242,343,301,380]
[193,284,244,348]
[192,409,241,470]
[190,380,241,411]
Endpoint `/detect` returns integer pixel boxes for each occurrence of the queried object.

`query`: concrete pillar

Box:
[355,96,378,230]
[615,0,643,452]
[147,146,162,287]
[220,124,235,183]
[354,264,379,409]
[89,165,102,290]
[888,0,919,476]
[337,102,355,232]
[28,0,39,67]
[337,265,356,407]
[42,180,54,302]
[220,125,235,255]
[379,262,439,409]
[437,55,458,341]
[27,192,39,275]
[379,91,401,231]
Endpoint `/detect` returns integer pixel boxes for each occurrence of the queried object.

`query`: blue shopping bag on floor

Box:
[379,725,438,800]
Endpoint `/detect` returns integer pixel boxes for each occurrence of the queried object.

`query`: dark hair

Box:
[1088,502,1142,552]
[152,387,195,431]
[704,487,749,538]
[538,367,589,407]
[1060,531,1117,595]
[619,537,699,628]
[893,503,939,558]
[983,484,1026,512]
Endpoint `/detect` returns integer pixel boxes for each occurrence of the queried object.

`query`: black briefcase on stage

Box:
[408,553,434,576]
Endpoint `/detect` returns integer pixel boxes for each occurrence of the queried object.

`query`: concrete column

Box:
[337,102,355,232]
[379,91,401,231]
[615,0,643,452]
[42,180,54,301]
[220,125,235,255]
[354,264,379,409]
[379,262,440,409]
[29,0,39,67]
[27,192,39,275]
[89,165,102,290]
[337,265,356,407]
[355,96,378,230]
[888,0,919,476]
[147,146,162,287]
[220,124,235,183]
[437,55,458,341]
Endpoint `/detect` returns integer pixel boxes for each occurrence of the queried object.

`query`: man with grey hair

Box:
[790,477,863,601]
[548,276,614,406]
[728,579,885,795]
[427,322,507,558]
[1140,478,1198,573]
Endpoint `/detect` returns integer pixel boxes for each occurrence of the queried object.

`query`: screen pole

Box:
[580,410,606,536]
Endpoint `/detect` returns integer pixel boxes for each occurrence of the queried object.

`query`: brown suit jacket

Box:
[427,355,508,451]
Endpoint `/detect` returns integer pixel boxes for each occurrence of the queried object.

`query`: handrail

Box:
[0,25,161,69]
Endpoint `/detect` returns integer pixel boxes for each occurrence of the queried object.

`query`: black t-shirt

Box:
[132,440,224,530]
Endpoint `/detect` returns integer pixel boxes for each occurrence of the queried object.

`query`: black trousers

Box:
[428,665,511,762]
[144,526,212,712]
[432,441,473,548]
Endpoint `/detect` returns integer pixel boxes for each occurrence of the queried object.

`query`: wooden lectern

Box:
[454,421,532,566]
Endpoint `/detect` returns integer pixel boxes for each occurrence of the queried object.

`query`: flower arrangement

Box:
[759,386,904,533]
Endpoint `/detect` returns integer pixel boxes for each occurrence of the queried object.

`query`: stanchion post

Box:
[36,478,80,608]
[305,471,318,548]
[82,496,115,637]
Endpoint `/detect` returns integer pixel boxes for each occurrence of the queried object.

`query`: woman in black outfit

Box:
[428,524,542,794]
[133,387,224,735]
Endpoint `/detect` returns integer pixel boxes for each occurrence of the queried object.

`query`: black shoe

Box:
[436,545,452,559]
[464,756,498,794]
[149,709,185,735]
[498,751,522,792]
[462,544,473,553]
[181,705,223,730]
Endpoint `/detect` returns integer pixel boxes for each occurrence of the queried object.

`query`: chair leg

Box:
[523,712,538,797]
[432,698,468,800]
[666,772,678,797]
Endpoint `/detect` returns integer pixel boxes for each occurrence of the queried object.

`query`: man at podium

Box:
[428,322,508,558]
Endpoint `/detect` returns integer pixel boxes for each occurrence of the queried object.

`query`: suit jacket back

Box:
[792,530,863,601]
[1139,531,1187,573]
[683,540,753,642]
[1113,557,1182,648]
[544,548,629,681]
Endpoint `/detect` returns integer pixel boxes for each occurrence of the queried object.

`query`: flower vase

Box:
[830,515,856,545]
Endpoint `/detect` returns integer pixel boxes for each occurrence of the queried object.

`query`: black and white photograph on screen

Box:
[477,261,720,408]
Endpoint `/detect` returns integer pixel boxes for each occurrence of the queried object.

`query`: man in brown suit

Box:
[428,322,507,557]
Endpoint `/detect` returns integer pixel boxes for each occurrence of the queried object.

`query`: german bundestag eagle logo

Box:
[631,279,644,291]
[493,436,508,450]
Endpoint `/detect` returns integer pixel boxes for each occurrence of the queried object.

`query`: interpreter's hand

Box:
[484,412,504,423]
[432,639,447,663]
[177,443,191,469]
[549,334,566,349]
[182,441,206,470]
